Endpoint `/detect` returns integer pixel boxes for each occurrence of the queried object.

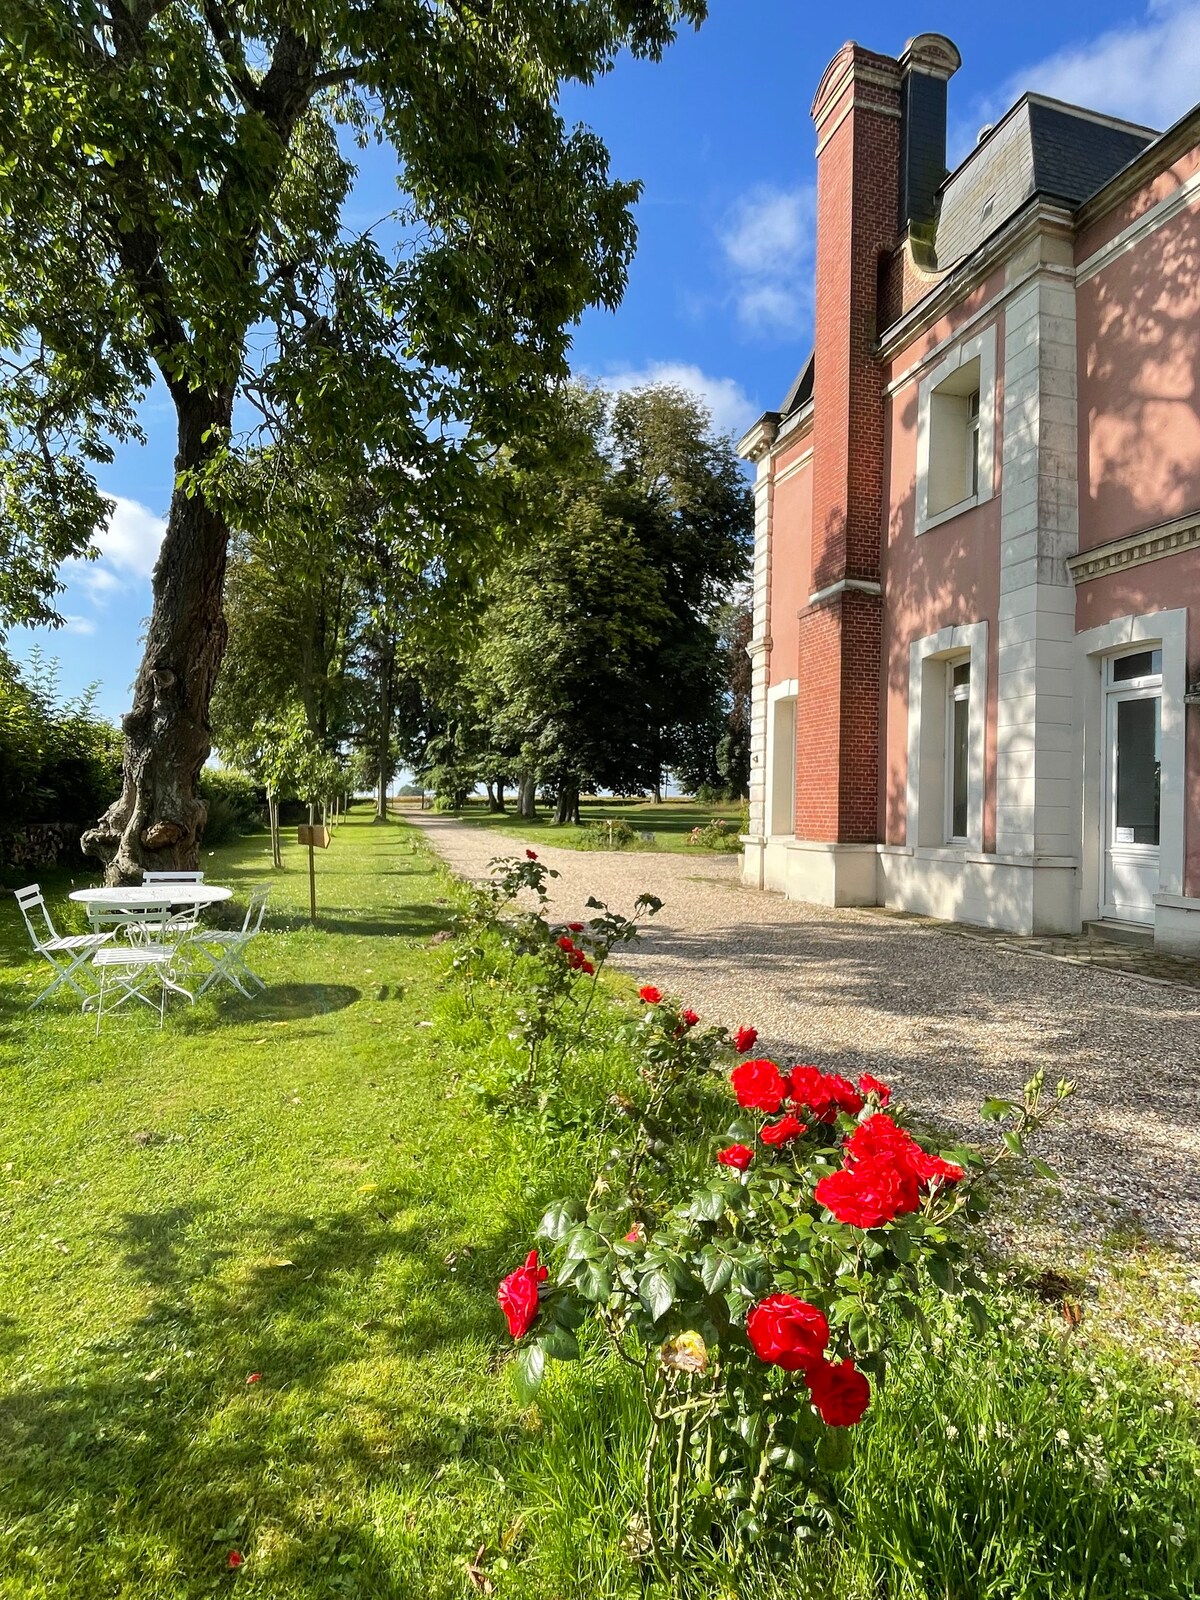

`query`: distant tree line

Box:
[209,383,754,821]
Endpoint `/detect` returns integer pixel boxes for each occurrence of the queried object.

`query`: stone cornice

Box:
[1068,515,1200,583]
[738,411,779,464]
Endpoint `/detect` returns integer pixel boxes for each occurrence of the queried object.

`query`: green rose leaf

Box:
[817,1426,854,1474]
[513,1341,545,1406]
[640,1267,677,1322]
[928,1256,956,1294]
[539,1324,581,1361]
[699,1248,734,1296]
[537,1199,584,1244]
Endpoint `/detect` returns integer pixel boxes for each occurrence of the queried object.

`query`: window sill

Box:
[918,493,984,536]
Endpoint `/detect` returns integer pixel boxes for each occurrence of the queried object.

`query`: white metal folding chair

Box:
[142,870,205,934]
[14,885,113,1009]
[192,885,270,998]
[86,902,194,1034]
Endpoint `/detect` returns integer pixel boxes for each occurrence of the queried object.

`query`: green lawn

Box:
[401,796,744,854]
[2,813,1197,1599]
[0,814,587,1598]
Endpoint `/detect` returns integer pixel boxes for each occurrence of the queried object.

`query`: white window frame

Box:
[916,323,997,537]
[907,622,988,851]
[765,678,798,837]
[945,656,972,844]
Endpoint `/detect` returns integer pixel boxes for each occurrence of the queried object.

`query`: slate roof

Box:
[934,94,1156,269]
[779,352,814,418]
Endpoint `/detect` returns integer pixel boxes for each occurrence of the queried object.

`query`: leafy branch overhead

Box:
[0,1,705,626]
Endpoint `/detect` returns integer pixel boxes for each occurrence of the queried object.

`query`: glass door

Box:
[1102,649,1162,924]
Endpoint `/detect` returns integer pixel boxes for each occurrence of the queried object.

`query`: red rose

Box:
[680,1008,700,1029]
[638,985,663,1004]
[228,1551,244,1570]
[746,1293,829,1371]
[806,1356,871,1426]
[790,1065,863,1122]
[730,1058,789,1114]
[245,1372,262,1385]
[846,1115,963,1189]
[734,1025,758,1053]
[814,1156,919,1228]
[558,935,575,952]
[525,850,538,860]
[497,1248,547,1339]
[717,1143,754,1171]
[761,1112,807,1147]
[624,1224,646,1244]
[567,922,585,933]
[578,958,595,976]
[857,1073,892,1106]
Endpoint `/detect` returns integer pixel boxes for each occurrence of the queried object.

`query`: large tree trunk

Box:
[516,773,537,818]
[374,632,395,822]
[81,394,233,885]
[554,782,580,826]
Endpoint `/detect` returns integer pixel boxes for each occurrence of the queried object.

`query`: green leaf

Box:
[537,1199,583,1244]
[981,1098,1015,1121]
[1030,1156,1059,1183]
[688,1186,726,1223]
[928,1256,956,1295]
[699,1248,733,1296]
[513,1342,545,1405]
[816,1427,854,1473]
[578,1260,612,1303]
[640,1267,676,1322]
[1002,1129,1025,1156]
[961,1294,990,1336]
[539,1324,580,1361]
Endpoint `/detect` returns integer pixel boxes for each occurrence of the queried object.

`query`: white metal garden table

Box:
[69,884,233,921]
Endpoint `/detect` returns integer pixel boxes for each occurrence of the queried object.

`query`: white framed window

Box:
[765,679,798,837]
[945,657,971,843]
[915,324,997,536]
[907,622,988,851]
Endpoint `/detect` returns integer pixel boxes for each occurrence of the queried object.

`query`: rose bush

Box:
[494,1008,1074,1573]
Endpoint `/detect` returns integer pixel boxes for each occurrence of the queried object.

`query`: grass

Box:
[401,796,745,854]
[1,809,1197,1598]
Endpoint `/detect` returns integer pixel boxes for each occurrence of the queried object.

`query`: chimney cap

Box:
[899,33,961,81]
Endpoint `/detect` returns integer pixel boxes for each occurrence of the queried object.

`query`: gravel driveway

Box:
[407,813,1200,1256]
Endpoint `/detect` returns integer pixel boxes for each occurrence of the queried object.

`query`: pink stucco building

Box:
[740,32,1200,952]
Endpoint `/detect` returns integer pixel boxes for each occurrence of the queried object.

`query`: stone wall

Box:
[0,823,85,871]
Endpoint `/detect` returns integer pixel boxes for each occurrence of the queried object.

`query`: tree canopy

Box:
[0,0,706,879]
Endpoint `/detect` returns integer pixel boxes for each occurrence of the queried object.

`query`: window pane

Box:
[951,694,969,838]
[1114,696,1161,846]
[952,661,970,692]
[1112,649,1161,681]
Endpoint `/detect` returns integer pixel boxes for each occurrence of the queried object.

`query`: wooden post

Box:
[297,824,331,925]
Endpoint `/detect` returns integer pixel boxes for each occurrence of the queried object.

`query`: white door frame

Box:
[1102,675,1162,923]
[1074,608,1187,924]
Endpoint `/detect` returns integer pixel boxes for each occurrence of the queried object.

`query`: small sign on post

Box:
[297,824,332,924]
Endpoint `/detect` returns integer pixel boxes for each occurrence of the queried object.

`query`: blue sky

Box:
[14,0,1200,721]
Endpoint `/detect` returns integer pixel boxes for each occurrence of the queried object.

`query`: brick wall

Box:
[795,45,900,843]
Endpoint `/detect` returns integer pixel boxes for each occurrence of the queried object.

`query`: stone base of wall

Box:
[1154,895,1200,954]
[878,846,1078,935]
[744,837,878,906]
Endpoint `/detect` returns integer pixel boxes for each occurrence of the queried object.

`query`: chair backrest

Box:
[240,884,271,937]
[15,884,55,950]
[143,870,204,883]
[88,900,176,943]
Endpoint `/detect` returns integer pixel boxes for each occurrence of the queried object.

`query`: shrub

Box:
[198,767,261,846]
[686,816,743,852]
[580,816,641,850]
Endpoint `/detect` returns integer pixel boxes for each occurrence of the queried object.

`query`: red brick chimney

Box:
[795,36,958,860]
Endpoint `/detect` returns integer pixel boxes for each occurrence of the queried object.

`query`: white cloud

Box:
[61,614,97,636]
[597,361,759,440]
[63,493,167,603]
[969,0,1200,149]
[718,183,816,337]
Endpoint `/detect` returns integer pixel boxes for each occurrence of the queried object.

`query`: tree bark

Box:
[554,782,580,826]
[516,773,537,818]
[81,393,233,884]
[374,629,395,822]
[494,778,506,812]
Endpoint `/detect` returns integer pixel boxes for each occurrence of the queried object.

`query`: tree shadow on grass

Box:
[0,1191,533,1597]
